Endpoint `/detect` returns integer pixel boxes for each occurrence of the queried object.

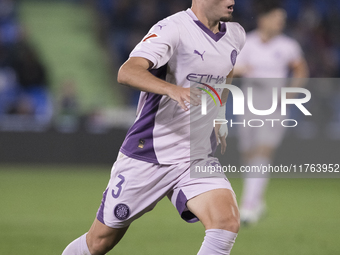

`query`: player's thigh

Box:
[250,144,276,158]
[87,218,129,255]
[186,188,240,233]
[237,117,256,159]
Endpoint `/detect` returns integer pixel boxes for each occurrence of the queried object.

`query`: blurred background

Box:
[0,0,339,163]
[0,0,339,254]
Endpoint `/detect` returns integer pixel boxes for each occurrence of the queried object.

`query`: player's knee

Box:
[87,236,115,255]
[210,213,240,233]
[227,214,240,233]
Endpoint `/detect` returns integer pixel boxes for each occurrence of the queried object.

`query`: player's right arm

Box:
[117,57,201,111]
[118,16,202,111]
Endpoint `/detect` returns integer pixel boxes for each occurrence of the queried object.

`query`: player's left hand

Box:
[214,124,227,155]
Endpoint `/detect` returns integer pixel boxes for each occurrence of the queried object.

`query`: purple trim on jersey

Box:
[96,188,108,225]
[120,93,162,163]
[194,21,227,42]
[176,190,199,223]
[120,64,168,164]
[186,8,226,42]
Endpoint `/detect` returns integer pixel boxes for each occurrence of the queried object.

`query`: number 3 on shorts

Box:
[112,174,125,199]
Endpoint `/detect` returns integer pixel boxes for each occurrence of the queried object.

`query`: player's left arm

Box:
[286,57,309,99]
[290,57,309,85]
[214,20,244,155]
[287,37,309,90]
[221,68,234,104]
[214,68,234,155]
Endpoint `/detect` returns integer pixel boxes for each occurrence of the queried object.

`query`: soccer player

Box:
[234,1,309,224]
[62,0,246,254]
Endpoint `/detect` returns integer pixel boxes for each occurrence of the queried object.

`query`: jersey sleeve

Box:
[234,38,248,67]
[129,18,180,69]
[226,22,247,54]
[285,38,303,64]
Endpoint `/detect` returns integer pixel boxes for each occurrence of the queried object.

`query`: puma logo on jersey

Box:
[194,50,206,61]
[157,24,166,30]
[142,33,159,42]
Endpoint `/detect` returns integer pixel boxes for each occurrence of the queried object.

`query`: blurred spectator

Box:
[0,0,18,115]
[58,79,79,116]
[0,0,21,46]
[0,65,17,115]
[86,107,109,134]
[0,0,52,128]
[55,78,80,133]
[9,41,52,122]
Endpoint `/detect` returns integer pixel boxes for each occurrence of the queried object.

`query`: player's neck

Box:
[257,29,278,43]
[191,7,220,34]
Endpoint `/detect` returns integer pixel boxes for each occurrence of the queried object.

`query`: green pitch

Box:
[0,165,339,255]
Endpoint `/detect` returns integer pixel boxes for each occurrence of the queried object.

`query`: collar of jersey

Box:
[186,8,227,42]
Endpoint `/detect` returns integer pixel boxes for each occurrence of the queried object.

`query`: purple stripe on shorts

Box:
[176,190,199,223]
[194,20,226,42]
[96,188,108,224]
[120,64,168,164]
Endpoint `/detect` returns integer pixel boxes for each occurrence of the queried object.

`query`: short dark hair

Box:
[254,0,283,17]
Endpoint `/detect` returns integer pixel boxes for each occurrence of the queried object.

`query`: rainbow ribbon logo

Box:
[197,84,222,106]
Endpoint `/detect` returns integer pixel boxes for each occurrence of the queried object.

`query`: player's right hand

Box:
[167,86,202,111]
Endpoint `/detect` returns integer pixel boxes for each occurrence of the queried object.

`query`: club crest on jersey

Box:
[114,203,130,220]
[142,33,159,42]
[206,158,221,168]
[231,49,237,66]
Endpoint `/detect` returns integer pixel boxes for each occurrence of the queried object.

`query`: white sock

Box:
[62,233,91,255]
[197,229,237,255]
[241,156,270,210]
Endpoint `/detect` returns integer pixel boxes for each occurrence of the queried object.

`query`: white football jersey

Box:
[236,31,303,78]
[120,9,246,164]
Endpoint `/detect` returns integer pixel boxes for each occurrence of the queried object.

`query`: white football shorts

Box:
[96,153,233,228]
